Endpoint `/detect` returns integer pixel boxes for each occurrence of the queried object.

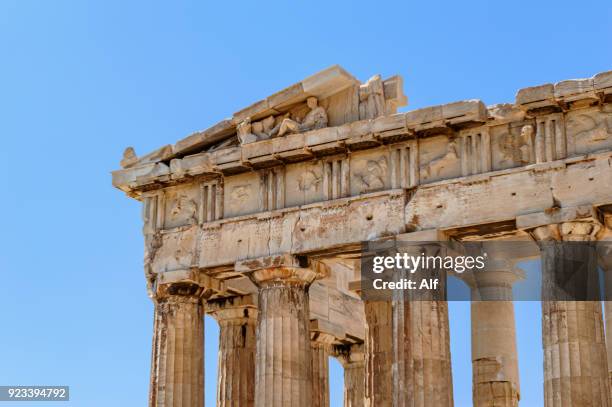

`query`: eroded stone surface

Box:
[112,66,612,407]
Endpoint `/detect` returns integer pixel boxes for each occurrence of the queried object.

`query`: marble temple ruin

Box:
[112,65,612,406]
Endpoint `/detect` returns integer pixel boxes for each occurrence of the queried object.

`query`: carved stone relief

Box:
[419,136,461,183]
[285,161,325,207]
[499,124,534,166]
[297,170,322,193]
[169,196,197,224]
[236,118,258,145]
[163,185,200,229]
[351,152,388,194]
[223,172,260,218]
[120,146,138,168]
[277,97,328,137]
[237,97,328,145]
[230,185,251,203]
[359,75,386,120]
[566,107,612,155]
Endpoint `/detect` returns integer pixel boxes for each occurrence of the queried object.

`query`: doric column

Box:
[392,244,453,407]
[364,300,393,407]
[311,332,334,407]
[468,262,522,407]
[533,222,609,407]
[336,344,365,407]
[403,300,453,406]
[149,282,206,407]
[249,264,319,407]
[208,297,257,407]
[597,214,612,403]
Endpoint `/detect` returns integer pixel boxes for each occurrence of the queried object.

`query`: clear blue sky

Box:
[0,0,610,406]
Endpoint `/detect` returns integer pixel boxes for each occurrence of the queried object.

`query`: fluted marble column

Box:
[469,264,522,407]
[337,344,365,407]
[392,254,453,406]
[534,222,609,407]
[364,300,393,407]
[311,332,334,407]
[251,267,317,407]
[149,282,205,407]
[596,215,612,404]
[406,300,453,407]
[210,300,257,407]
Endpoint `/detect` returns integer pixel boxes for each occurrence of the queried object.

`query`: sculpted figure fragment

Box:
[421,139,459,180]
[237,118,258,145]
[121,146,138,168]
[500,124,533,165]
[277,97,328,137]
[359,74,386,119]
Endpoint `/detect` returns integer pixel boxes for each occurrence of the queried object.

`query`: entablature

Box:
[114,71,612,229]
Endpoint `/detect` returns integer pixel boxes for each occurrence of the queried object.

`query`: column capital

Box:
[334,343,365,367]
[597,213,612,270]
[532,221,601,242]
[152,269,222,302]
[236,254,327,288]
[310,331,336,348]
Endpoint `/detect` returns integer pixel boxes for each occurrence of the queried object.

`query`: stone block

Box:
[305,127,339,147]
[272,132,305,154]
[173,119,234,155]
[371,114,406,134]
[211,146,241,165]
[441,99,487,124]
[233,99,271,124]
[515,205,598,230]
[242,139,273,161]
[301,65,359,98]
[112,162,170,191]
[515,83,555,108]
[554,78,597,102]
[170,152,214,179]
[134,145,173,167]
[594,70,612,93]
[267,82,305,109]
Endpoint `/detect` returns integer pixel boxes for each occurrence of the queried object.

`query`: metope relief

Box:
[285,161,325,207]
[497,124,535,168]
[169,196,197,225]
[566,107,612,156]
[419,136,461,183]
[162,185,200,229]
[223,172,260,218]
[297,170,322,193]
[350,150,389,195]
